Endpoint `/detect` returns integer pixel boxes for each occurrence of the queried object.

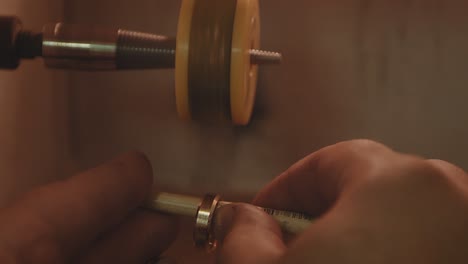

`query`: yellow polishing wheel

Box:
[175,0,261,126]
[174,0,194,122]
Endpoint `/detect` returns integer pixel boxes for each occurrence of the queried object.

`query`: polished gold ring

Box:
[193,193,221,251]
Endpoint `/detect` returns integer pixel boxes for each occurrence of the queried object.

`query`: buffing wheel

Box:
[175,0,260,126]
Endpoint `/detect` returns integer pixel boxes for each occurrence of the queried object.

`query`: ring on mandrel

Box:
[193,194,221,251]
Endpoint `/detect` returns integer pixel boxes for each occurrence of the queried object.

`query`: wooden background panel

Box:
[65,0,468,196]
[0,0,70,207]
[64,2,468,261]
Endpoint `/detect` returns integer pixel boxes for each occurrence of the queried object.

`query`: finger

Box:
[427,159,468,187]
[253,140,397,216]
[214,203,286,264]
[427,159,467,177]
[0,151,153,261]
[78,210,178,264]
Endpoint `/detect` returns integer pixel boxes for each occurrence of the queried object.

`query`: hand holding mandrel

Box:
[0,141,467,263]
[145,192,314,251]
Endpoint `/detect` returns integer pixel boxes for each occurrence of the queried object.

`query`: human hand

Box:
[215,140,468,264]
[0,152,177,264]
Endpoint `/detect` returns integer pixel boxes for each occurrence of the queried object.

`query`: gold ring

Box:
[193,193,220,251]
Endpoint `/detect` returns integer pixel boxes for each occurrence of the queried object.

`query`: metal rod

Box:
[40,23,282,70]
[1,17,282,70]
[250,49,283,65]
[146,192,313,236]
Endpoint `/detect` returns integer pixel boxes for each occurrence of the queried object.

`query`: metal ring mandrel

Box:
[194,194,221,250]
[146,192,314,252]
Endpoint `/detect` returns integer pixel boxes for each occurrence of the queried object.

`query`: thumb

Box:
[214,203,286,264]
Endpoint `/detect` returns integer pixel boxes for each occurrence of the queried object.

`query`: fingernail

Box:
[213,203,236,243]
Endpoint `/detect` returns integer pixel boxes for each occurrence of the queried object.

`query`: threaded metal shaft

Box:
[116,30,282,69]
[2,17,282,70]
[249,49,283,64]
[40,23,282,70]
[116,30,176,69]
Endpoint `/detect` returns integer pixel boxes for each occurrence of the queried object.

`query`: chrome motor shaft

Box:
[38,23,281,71]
